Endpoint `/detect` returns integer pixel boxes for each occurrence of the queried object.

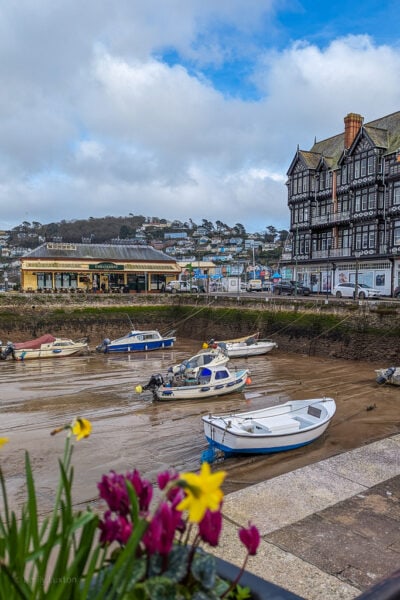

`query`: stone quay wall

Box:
[0,292,399,363]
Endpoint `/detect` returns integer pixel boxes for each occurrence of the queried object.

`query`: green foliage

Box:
[0,433,255,600]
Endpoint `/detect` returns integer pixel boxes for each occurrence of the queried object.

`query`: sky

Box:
[1,0,400,234]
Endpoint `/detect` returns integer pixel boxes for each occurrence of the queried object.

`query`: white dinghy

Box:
[201,397,336,462]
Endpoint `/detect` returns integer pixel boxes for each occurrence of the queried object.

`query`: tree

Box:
[265,226,278,242]
[201,219,214,233]
[278,229,289,242]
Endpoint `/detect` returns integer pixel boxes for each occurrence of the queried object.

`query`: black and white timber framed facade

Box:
[283,111,400,296]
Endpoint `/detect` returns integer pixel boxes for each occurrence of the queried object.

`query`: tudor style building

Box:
[285,111,400,296]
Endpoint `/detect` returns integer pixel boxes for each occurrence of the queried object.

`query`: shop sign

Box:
[89,262,124,271]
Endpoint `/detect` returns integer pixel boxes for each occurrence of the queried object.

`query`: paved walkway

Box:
[212,434,400,600]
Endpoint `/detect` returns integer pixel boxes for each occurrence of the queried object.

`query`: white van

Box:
[246,279,262,292]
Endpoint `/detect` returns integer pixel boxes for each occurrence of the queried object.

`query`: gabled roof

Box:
[289,110,400,174]
[22,243,176,262]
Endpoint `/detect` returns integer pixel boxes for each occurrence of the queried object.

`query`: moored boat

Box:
[201,397,336,461]
[0,334,89,360]
[138,365,251,401]
[171,347,229,378]
[375,366,400,385]
[96,329,176,353]
[217,338,277,358]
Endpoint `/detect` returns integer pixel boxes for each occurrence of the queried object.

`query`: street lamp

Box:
[354,251,361,300]
[326,244,330,301]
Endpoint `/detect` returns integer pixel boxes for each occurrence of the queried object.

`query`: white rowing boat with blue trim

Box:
[201,397,336,461]
[96,329,176,353]
[139,365,251,401]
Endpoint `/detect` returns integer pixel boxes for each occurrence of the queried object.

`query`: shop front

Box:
[20,243,180,293]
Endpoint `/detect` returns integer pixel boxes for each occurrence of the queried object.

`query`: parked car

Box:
[165,280,201,293]
[246,279,262,292]
[273,280,311,296]
[332,282,381,299]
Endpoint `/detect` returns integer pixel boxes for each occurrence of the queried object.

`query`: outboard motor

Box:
[142,373,164,391]
[0,342,16,360]
[96,338,111,353]
[376,366,396,385]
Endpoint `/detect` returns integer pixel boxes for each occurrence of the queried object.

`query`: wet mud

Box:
[0,339,399,511]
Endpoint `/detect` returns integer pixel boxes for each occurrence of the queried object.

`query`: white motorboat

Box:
[201,397,336,461]
[96,329,176,353]
[375,366,400,385]
[218,338,277,358]
[171,348,229,378]
[138,365,251,401]
[0,334,89,361]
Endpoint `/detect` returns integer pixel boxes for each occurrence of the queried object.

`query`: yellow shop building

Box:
[20,243,181,293]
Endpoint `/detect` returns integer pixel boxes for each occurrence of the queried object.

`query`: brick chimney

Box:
[344,113,363,149]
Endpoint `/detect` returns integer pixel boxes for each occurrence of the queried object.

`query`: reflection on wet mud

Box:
[0,338,399,510]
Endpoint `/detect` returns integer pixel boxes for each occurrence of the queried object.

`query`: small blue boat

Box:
[96,329,176,353]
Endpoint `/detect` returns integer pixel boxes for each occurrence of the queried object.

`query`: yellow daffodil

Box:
[177,462,226,523]
[0,437,9,448]
[72,418,92,441]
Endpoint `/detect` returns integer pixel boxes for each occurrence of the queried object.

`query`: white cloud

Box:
[0,2,399,234]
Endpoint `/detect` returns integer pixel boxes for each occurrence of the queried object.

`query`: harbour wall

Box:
[0,293,399,363]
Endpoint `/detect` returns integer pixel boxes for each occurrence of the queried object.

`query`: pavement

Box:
[211,434,400,600]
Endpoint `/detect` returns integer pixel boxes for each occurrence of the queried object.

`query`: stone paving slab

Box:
[322,436,400,487]
[222,463,366,535]
[219,436,400,599]
[213,519,359,600]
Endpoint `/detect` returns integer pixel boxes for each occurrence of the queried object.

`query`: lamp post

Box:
[325,244,330,301]
[354,251,361,300]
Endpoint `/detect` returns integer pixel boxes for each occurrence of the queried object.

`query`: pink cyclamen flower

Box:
[98,511,133,545]
[142,502,181,555]
[126,469,153,512]
[239,523,260,555]
[98,472,130,515]
[157,469,179,490]
[198,509,223,547]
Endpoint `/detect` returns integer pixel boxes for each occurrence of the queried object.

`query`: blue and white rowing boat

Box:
[201,397,336,461]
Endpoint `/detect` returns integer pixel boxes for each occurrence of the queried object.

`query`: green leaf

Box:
[148,545,190,582]
[25,451,39,552]
[191,551,217,590]
[144,576,186,600]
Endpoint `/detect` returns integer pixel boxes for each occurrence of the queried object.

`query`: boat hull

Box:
[203,421,332,454]
[155,369,249,401]
[225,341,277,358]
[106,338,175,353]
[13,345,87,360]
[202,398,336,455]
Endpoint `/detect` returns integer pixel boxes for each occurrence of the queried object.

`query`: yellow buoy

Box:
[202,342,208,349]
[135,385,143,393]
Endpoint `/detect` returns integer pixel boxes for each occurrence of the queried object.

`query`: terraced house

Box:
[284,111,400,296]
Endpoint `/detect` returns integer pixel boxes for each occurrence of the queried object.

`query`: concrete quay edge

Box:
[211,434,400,600]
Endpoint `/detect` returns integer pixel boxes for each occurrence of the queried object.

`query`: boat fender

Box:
[201,447,217,464]
[201,446,226,464]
